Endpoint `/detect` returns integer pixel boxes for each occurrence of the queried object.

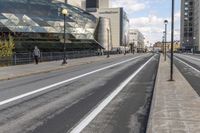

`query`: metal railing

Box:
[0,50,123,66]
[0,51,98,66]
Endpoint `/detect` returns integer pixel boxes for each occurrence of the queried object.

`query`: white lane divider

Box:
[69,55,156,133]
[0,54,149,106]
[175,57,200,73]
[176,54,200,61]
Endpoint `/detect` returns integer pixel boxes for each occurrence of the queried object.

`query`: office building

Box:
[67,0,129,51]
[0,0,103,52]
[193,0,200,51]
[181,0,200,51]
[129,29,145,52]
[98,8,129,50]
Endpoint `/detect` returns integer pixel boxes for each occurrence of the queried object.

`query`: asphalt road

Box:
[0,53,159,133]
[174,53,200,96]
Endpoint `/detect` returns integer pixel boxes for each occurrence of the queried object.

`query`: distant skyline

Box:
[111,0,181,44]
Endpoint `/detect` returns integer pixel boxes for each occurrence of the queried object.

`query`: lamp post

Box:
[162,35,165,55]
[163,31,166,55]
[133,39,135,54]
[170,0,174,81]
[107,28,110,58]
[62,8,68,64]
[164,20,168,61]
[187,39,189,53]
[124,36,126,55]
[193,37,196,54]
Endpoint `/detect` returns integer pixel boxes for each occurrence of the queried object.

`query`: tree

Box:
[0,34,15,58]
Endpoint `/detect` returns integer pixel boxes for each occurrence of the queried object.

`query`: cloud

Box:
[111,0,180,44]
[111,0,146,12]
[130,15,166,27]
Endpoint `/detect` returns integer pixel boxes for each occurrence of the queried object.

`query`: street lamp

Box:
[124,36,126,55]
[164,20,168,61]
[62,8,68,64]
[107,28,110,58]
[162,35,165,55]
[193,37,196,54]
[170,0,174,81]
[163,31,166,55]
[132,39,135,54]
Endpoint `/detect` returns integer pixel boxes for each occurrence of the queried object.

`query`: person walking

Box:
[33,46,40,64]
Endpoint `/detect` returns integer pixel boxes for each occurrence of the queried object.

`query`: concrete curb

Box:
[146,54,161,132]
[0,61,88,81]
[0,54,131,81]
[0,59,102,81]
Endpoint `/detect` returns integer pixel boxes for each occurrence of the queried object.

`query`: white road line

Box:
[176,54,200,61]
[175,57,200,73]
[0,54,149,106]
[69,55,156,133]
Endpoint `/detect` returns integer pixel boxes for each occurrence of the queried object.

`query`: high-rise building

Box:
[181,0,200,51]
[193,0,200,51]
[180,0,194,51]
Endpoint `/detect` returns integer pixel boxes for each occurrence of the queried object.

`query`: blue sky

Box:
[111,0,181,44]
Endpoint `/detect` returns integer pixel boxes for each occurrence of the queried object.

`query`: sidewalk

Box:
[0,54,129,81]
[147,55,200,132]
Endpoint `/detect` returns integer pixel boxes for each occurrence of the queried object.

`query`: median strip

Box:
[175,56,200,73]
[178,54,200,61]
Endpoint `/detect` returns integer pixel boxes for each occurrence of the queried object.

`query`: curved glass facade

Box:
[0,0,102,52]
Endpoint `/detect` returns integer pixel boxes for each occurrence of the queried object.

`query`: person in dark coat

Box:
[33,46,40,64]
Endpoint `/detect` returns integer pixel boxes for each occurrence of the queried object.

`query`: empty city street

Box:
[174,54,200,96]
[0,54,159,133]
[1,0,200,132]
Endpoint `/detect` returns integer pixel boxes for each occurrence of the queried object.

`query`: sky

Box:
[111,0,181,45]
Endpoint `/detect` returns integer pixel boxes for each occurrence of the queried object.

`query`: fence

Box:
[0,50,122,66]
[0,51,98,66]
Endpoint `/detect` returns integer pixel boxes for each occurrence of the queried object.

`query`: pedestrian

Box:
[33,46,40,64]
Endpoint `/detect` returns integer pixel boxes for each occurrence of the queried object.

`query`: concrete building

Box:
[99,0,109,9]
[153,42,163,53]
[85,0,109,9]
[85,0,99,12]
[129,29,145,52]
[96,17,112,51]
[193,0,200,51]
[81,0,86,10]
[84,0,109,12]
[166,41,181,52]
[98,8,129,51]
[154,41,181,53]
[181,0,200,51]
[66,0,129,51]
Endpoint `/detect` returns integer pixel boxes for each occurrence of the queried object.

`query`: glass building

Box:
[0,0,103,52]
